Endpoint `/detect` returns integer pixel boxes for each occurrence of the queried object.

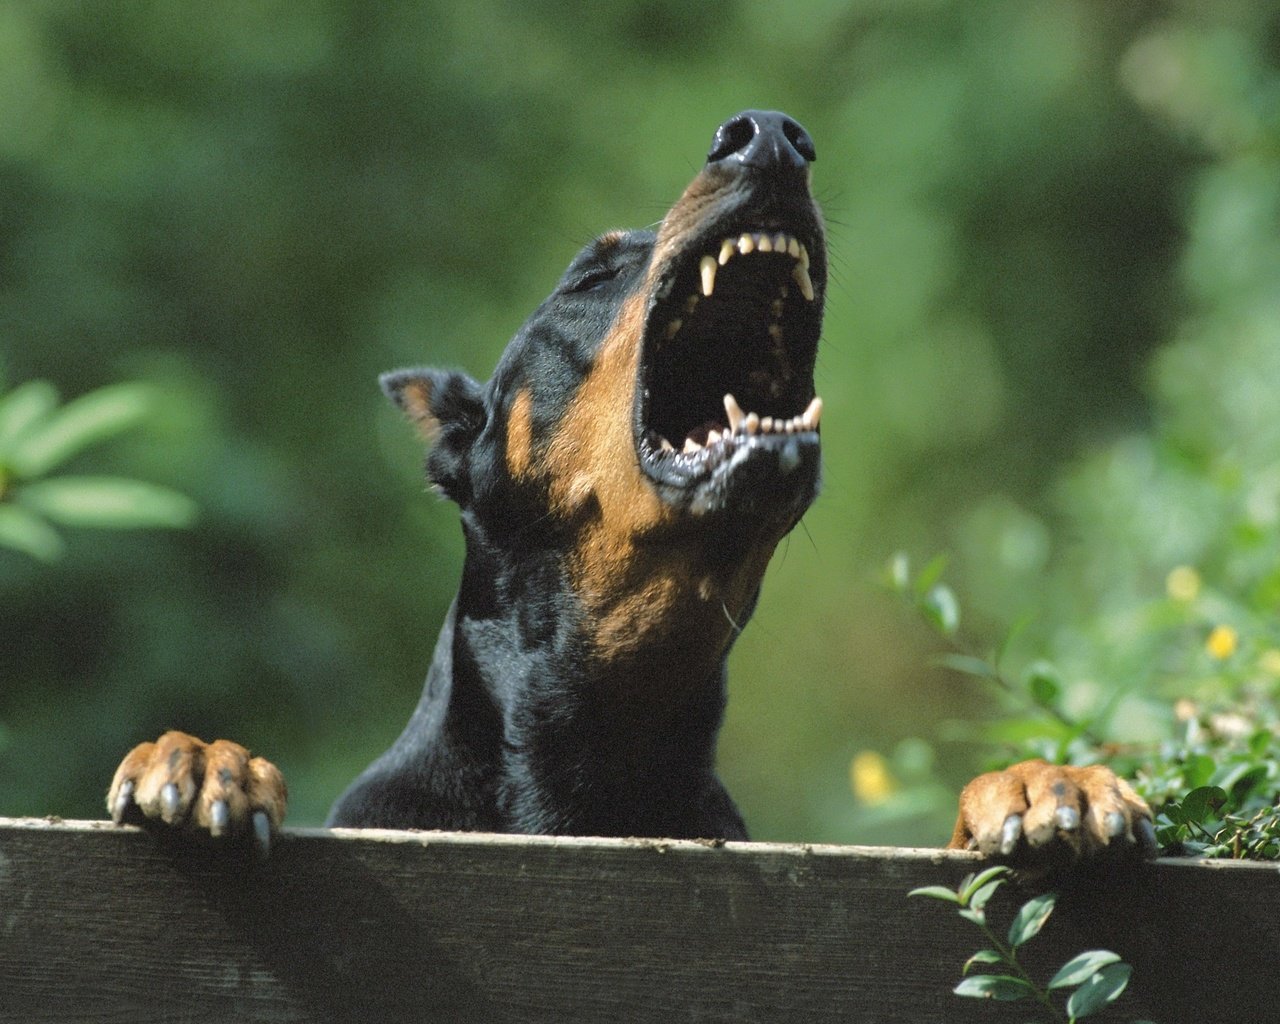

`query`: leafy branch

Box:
[0,380,197,561]
[910,867,1150,1023]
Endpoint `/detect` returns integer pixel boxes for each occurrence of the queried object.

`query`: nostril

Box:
[707,116,756,163]
[707,110,815,170]
[783,119,816,163]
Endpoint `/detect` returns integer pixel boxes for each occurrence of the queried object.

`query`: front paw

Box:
[950,759,1157,874]
[107,730,287,856]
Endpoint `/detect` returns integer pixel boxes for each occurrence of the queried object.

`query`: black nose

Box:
[706,110,816,170]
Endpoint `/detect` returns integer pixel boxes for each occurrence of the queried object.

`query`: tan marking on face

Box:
[543,290,666,531]
[537,275,783,672]
[505,388,534,479]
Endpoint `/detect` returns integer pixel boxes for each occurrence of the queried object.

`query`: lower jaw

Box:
[644,431,821,527]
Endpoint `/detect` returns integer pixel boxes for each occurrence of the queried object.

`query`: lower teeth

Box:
[656,394,824,455]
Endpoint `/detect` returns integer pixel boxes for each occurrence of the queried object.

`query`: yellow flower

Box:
[1166,565,1201,602]
[1206,625,1238,661]
[850,751,897,805]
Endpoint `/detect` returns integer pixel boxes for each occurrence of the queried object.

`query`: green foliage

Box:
[0,381,196,561]
[1141,708,1280,859]
[893,552,1280,861]
[911,867,1147,1023]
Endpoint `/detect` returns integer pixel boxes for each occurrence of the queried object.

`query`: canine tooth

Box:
[723,394,744,433]
[745,412,760,435]
[799,243,810,269]
[718,238,736,266]
[792,263,815,302]
[700,256,717,297]
[683,437,701,454]
[773,233,788,252]
[803,396,824,429]
[665,318,683,340]
[737,234,755,255]
[757,233,773,253]
[787,237,801,259]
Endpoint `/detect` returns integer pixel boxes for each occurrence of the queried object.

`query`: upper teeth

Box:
[699,232,814,301]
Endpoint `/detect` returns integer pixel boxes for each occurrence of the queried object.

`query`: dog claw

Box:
[999,814,1023,856]
[112,780,135,824]
[1104,810,1127,839]
[252,811,271,859]
[210,799,230,837]
[1135,817,1158,857]
[1055,806,1080,832]
[161,782,182,822]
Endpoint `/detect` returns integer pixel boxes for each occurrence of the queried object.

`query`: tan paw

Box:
[949,759,1156,874]
[107,730,287,856]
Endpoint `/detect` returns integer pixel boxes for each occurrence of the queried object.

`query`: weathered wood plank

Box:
[0,817,1275,1023]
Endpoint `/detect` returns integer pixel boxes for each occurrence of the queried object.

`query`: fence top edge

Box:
[2,816,1276,872]
[0,815,976,863]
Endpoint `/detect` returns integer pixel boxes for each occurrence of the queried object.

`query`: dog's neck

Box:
[436,538,742,836]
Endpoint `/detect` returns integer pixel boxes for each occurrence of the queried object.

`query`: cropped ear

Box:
[380,368,486,501]
[380,368,484,441]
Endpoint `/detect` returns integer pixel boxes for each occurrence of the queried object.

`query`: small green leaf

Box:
[908,884,960,903]
[953,974,1033,1001]
[968,880,1002,914]
[9,382,154,477]
[1047,950,1122,989]
[1179,786,1228,825]
[1007,891,1056,948]
[959,865,1009,903]
[922,584,960,636]
[0,504,64,561]
[0,381,58,455]
[963,949,1003,974]
[16,476,197,530]
[1023,660,1061,707]
[958,907,987,926]
[1065,962,1131,1018]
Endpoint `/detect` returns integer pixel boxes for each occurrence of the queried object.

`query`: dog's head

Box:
[385,111,826,666]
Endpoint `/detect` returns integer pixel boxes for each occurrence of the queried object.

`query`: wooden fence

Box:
[0,816,1275,1022]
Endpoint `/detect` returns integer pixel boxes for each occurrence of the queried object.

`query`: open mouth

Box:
[634,221,825,506]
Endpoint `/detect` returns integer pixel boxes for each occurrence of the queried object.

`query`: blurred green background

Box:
[2,0,1277,844]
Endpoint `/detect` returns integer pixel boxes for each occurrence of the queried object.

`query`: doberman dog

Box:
[107,111,1155,872]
